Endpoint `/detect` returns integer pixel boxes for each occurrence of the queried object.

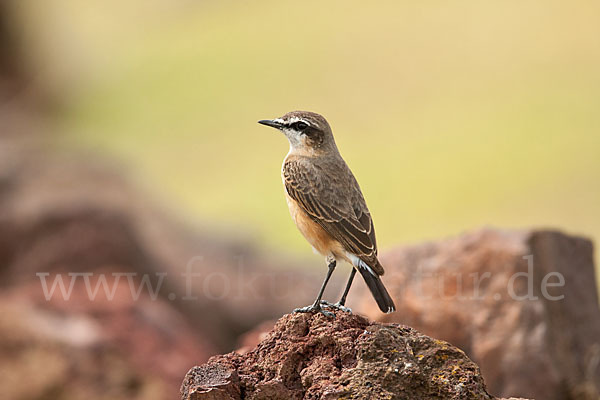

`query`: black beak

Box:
[258,119,284,129]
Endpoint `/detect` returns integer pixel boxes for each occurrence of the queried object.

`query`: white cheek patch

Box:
[283,128,301,151]
[282,128,298,140]
[281,117,312,153]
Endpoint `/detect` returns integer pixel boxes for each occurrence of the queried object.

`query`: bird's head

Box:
[259,111,337,156]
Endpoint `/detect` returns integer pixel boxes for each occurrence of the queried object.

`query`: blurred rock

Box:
[181,311,527,400]
[0,281,214,398]
[0,300,152,399]
[351,228,600,400]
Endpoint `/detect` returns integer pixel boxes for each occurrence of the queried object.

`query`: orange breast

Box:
[285,193,347,260]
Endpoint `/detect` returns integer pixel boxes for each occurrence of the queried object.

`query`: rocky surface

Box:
[351,228,600,400]
[181,311,526,400]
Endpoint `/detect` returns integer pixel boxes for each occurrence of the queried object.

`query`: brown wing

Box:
[283,157,383,275]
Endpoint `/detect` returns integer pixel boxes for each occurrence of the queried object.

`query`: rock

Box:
[351,228,600,400]
[181,311,523,400]
[0,300,162,400]
[0,284,214,399]
[181,364,241,400]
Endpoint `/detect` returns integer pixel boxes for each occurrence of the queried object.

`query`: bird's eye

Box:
[294,122,308,131]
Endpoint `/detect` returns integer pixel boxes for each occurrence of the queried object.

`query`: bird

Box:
[258,111,396,316]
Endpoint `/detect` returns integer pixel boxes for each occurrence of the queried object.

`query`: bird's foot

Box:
[293,303,334,318]
[320,300,352,314]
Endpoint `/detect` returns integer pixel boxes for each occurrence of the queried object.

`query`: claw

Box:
[293,304,334,318]
[320,301,352,313]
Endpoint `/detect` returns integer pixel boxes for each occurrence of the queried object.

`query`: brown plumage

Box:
[282,155,383,275]
[259,111,395,314]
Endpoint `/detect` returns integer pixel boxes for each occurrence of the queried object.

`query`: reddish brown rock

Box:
[0,283,214,398]
[181,311,522,400]
[351,228,600,400]
[0,300,162,399]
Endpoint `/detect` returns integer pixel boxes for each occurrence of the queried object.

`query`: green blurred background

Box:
[10,0,600,258]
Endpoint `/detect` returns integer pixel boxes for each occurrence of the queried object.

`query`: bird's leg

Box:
[294,259,336,317]
[337,267,356,309]
[322,267,355,313]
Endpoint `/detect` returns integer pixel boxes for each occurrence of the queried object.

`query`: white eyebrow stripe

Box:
[286,116,310,127]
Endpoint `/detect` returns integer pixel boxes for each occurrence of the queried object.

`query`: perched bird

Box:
[259,111,396,315]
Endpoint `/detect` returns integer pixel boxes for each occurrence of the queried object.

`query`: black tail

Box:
[357,267,396,313]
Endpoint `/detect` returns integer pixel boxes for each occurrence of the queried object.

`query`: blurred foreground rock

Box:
[181,311,528,400]
[351,229,600,400]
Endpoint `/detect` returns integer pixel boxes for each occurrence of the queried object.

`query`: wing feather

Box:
[283,158,383,274]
